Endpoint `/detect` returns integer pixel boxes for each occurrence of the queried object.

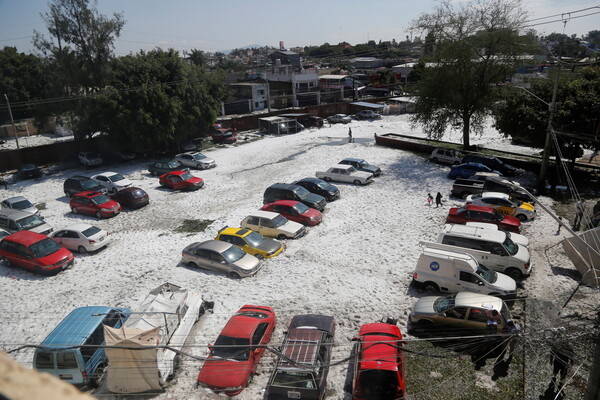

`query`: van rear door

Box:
[34,350,85,384]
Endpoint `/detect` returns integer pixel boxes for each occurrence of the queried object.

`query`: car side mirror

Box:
[478,281,485,286]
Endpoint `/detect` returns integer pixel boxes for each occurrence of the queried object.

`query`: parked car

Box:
[91,171,133,194]
[263,183,326,212]
[34,306,130,386]
[261,200,322,226]
[316,164,373,185]
[448,162,502,179]
[430,148,463,165]
[354,110,382,120]
[69,191,121,219]
[339,158,381,176]
[51,223,110,253]
[148,159,186,176]
[175,151,216,170]
[461,154,521,177]
[279,113,324,128]
[266,314,335,400]
[63,176,107,198]
[210,124,237,144]
[197,305,276,396]
[327,114,351,124]
[2,196,39,215]
[466,192,536,222]
[215,227,284,259]
[78,151,103,167]
[241,210,306,240]
[17,163,42,180]
[409,292,512,335]
[446,204,522,233]
[352,322,406,400]
[181,240,261,278]
[159,171,204,191]
[0,209,53,235]
[0,231,74,275]
[464,221,529,247]
[109,187,149,209]
[292,178,340,202]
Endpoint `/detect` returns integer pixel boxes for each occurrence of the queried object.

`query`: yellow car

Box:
[466,191,536,221]
[215,227,284,259]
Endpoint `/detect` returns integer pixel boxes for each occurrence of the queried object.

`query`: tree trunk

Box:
[462,115,470,149]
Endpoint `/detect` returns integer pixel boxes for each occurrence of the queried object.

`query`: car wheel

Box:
[353,179,361,185]
[516,214,527,222]
[422,281,439,292]
[88,364,105,388]
[277,234,287,240]
[78,246,88,254]
[505,267,523,280]
[2,257,11,267]
[71,207,79,215]
[255,254,264,260]
[95,211,102,219]
[228,271,241,279]
[65,191,72,198]
[324,177,332,182]
[110,187,118,194]
[186,261,198,269]
[432,157,439,163]
[34,266,44,275]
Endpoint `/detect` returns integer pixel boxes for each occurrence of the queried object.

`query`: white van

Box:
[436,224,532,279]
[413,245,517,298]
[465,222,529,247]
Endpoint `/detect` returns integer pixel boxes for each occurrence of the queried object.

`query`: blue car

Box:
[447,162,503,179]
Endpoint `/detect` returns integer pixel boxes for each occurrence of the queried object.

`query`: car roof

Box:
[92,171,119,178]
[220,311,265,338]
[0,208,37,218]
[296,177,322,184]
[60,223,95,232]
[465,204,496,213]
[196,240,232,252]
[165,170,187,176]
[358,322,402,372]
[219,227,252,237]
[454,292,504,310]
[342,158,364,162]
[333,164,354,171]
[69,175,93,181]
[3,196,27,203]
[73,191,104,198]
[479,192,511,200]
[268,200,300,207]
[247,210,280,219]
[4,230,47,245]
[441,224,506,242]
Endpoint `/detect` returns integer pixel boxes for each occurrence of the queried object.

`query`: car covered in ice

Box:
[148,159,186,176]
[91,171,133,194]
[78,151,103,167]
[181,240,261,278]
[0,231,74,275]
[261,200,322,226]
[109,187,149,209]
[159,171,204,191]
[69,191,121,219]
[51,223,110,253]
[241,210,306,240]
[327,114,351,124]
[448,162,502,179]
[354,109,382,120]
[215,227,284,259]
[446,204,522,233]
[292,178,340,202]
[339,158,381,176]
[198,305,276,396]
[316,164,373,185]
[174,151,216,170]
[466,192,536,222]
[1,196,39,215]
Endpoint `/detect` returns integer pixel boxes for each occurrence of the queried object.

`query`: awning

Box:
[561,227,600,287]
[350,101,386,109]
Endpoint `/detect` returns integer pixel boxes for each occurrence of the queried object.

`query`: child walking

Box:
[427,193,433,207]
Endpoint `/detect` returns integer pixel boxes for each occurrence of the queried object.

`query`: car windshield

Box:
[109,174,125,182]
[358,160,369,167]
[272,215,288,228]
[167,161,180,168]
[316,181,332,190]
[180,172,193,180]
[82,226,102,237]
[244,231,265,247]
[476,264,498,283]
[16,215,45,230]
[273,371,317,389]
[470,194,482,200]
[11,199,34,210]
[192,153,206,160]
[293,202,309,214]
[294,186,311,198]
[90,194,111,205]
[29,238,62,258]
[221,245,246,263]
[212,335,250,361]
[493,209,505,221]
[503,236,518,255]
[81,180,99,190]
[433,294,457,312]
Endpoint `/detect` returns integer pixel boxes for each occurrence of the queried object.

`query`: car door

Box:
[15,243,37,271]
[457,270,486,293]
[250,322,270,371]
[208,250,230,273]
[488,242,508,271]
[259,217,276,237]
[95,175,110,190]
[62,230,81,250]
[192,248,213,270]
[465,307,488,331]
[243,216,262,235]
[52,230,69,248]
[440,306,468,330]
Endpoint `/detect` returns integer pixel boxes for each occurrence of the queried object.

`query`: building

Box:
[269,50,301,69]
[223,82,269,115]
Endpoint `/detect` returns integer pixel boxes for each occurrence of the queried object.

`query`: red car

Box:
[446,204,522,233]
[260,200,322,226]
[352,322,406,400]
[159,170,204,191]
[69,191,121,219]
[0,231,74,275]
[197,305,276,396]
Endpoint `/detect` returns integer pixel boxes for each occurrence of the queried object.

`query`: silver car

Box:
[1,196,39,215]
[175,152,216,169]
[181,240,261,278]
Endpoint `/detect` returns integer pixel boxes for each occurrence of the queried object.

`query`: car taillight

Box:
[88,240,96,244]
[524,262,530,270]
[413,272,418,279]
[82,371,88,381]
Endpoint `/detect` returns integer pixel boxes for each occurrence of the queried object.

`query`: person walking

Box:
[556,216,563,235]
[573,199,586,230]
[427,193,433,207]
[348,127,353,143]
[550,342,575,384]
[435,192,443,208]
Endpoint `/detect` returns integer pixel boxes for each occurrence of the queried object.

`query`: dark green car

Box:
[147,159,186,176]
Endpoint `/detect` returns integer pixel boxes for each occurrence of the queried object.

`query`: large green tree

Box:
[410,0,534,148]
[92,49,225,153]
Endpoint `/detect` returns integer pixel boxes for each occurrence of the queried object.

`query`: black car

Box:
[109,187,149,209]
[148,159,186,176]
[339,158,381,176]
[263,183,326,212]
[63,176,107,197]
[461,155,520,177]
[17,163,42,180]
[293,178,340,202]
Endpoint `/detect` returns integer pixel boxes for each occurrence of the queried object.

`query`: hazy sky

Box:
[0,0,598,56]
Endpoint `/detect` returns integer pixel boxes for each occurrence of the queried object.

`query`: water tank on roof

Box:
[275,58,281,67]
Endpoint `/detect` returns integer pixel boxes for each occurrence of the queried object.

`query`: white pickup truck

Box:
[315,164,373,185]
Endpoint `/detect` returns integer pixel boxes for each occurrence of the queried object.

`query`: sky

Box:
[0,0,598,56]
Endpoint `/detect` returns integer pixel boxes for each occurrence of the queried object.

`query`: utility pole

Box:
[4,94,20,150]
[538,63,560,192]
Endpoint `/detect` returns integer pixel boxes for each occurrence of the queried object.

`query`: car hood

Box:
[304,193,326,205]
[492,272,517,292]
[361,165,380,174]
[514,244,530,264]
[115,178,133,187]
[198,358,251,389]
[353,171,373,179]
[233,253,260,271]
[39,248,73,265]
[280,220,305,235]
[411,296,440,316]
[518,202,535,212]
[302,208,321,220]
[184,177,204,185]
[255,238,283,254]
[508,232,529,247]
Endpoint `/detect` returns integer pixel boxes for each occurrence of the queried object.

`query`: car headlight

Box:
[100,208,111,212]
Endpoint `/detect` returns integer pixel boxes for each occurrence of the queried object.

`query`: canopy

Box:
[561,227,600,287]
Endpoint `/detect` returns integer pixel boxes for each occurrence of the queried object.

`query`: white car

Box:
[1,196,39,215]
[430,148,462,165]
[327,114,351,124]
[91,172,133,193]
[78,151,103,167]
[174,152,216,169]
[51,223,110,253]
[355,110,381,120]
[315,164,373,185]
[241,210,306,240]
[466,191,536,221]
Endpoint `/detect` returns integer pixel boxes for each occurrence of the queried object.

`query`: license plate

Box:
[287,391,301,399]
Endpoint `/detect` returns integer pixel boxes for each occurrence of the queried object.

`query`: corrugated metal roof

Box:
[318,74,348,80]
[350,102,386,109]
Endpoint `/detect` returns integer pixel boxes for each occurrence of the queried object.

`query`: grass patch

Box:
[174,219,214,234]
[36,202,46,211]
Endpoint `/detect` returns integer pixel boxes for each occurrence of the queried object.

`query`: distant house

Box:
[350,57,384,70]
[269,50,301,69]
[223,82,269,115]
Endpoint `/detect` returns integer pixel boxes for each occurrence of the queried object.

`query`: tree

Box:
[92,49,225,153]
[410,0,533,148]
[33,0,124,138]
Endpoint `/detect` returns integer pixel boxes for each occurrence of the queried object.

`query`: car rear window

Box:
[91,194,111,205]
[82,226,101,237]
[35,352,54,369]
[56,352,79,369]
